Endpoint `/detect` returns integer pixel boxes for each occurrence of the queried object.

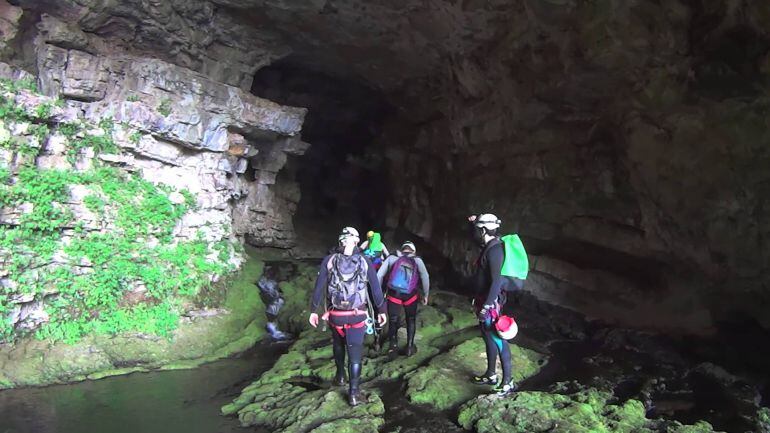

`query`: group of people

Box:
[308,213,526,406]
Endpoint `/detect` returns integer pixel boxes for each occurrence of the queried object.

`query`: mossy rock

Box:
[237,386,384,433]
[457,389,723,433]
[405,338,546,410]
[371,346,440,380]
[666,421,720,433]
[0,250,268,389]
[758,407,770,433]
[307,417,381,433]
[223,287,483,431]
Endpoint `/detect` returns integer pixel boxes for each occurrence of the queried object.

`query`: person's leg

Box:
[405,301,418,355]
[492,339,517,395]
[331,328,346,385]
[472,319,499,384]
[345,326,367,405]
[386,299,401,352]
[499,339,512,384]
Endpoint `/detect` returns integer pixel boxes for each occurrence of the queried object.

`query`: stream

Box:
[0,342,287,433]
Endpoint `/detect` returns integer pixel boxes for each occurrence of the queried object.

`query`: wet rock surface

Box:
[224,261,769,433]
[405,338,544,410]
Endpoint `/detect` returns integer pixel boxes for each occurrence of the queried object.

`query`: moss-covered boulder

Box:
[457,388,724,433]
[238,385,385,433]
[757,407,770,433]
[223,289,481,431]
[0,251,268,388]
[405,338,546,410]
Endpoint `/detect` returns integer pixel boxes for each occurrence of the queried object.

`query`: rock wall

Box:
[3,0,768,341]
[0,1,309,356]
[384,1,770,333]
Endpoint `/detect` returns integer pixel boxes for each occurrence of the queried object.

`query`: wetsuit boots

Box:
[405,315,417,356]
[348,363,362,406]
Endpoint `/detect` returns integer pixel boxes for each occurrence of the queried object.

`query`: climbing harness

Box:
[322,309,369,337]
[386,294,419,306]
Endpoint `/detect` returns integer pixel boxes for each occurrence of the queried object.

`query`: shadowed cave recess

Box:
[0,0,769,432]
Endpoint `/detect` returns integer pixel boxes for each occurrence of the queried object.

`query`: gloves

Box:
[478,304,495,320]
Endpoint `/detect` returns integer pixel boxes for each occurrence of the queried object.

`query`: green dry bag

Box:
[500,234,528,279]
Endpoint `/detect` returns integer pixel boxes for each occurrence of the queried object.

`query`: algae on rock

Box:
[224,289,488,432]
[0,250,269,389]
[405,338,545,410]
[457,388,724,433]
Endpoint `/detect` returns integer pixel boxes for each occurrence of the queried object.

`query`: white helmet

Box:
[401,241,416,253]
[475,213,501,231]
[338,226,360,243]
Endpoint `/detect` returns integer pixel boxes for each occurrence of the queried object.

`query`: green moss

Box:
[237,385,385,433]
[457,389,723,433]
[757,407,770,433]
[128,130,142,144]
[224,288,486,431]
[307,417,381,433]
[405,338,545,410]
[667,421,718,433]
[459,391,620,433]
[86,367,146,381]
[157,97,172,117]
[19,167,235,343]
[0,78,236,344]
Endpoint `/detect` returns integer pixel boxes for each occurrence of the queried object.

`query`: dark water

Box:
[0,342,286,433]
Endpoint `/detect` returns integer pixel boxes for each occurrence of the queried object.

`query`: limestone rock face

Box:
[0,6,309,347]
[3,8,310,249]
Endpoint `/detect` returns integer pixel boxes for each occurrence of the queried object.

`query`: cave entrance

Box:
[251,58,394,253]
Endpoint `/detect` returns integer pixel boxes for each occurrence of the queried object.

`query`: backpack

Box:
[326,253,369,310]
[500,234,529,280]
[387,256,420,295]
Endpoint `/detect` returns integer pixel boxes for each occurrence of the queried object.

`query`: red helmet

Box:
[495,315,518,340]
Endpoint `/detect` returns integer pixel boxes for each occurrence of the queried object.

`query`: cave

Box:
[0,1,769,432]
[250,57,395,249]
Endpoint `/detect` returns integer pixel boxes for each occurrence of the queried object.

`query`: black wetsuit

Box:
[473,237,516,384]
[311,249,385,396]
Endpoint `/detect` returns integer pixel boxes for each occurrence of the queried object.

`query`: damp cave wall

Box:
[1,0,769,339]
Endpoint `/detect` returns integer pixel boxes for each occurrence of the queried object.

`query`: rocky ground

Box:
[223,261,770,433]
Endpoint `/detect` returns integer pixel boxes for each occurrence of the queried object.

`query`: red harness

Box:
[322,309,368,337]
[387,294,418,306]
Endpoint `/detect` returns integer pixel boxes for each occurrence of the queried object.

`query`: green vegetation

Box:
[405,338,545,410]
[157,97,172,117]
[458,388,721,433]
[0,77,235,344]
[126,94,139,102]
[128,131,142,144]
[0,77,38,93]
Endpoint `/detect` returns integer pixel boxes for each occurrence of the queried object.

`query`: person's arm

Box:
[483,244,506,307]
[381,244,390,257]
[310,255,332,312]
[415,257,430,298]
[360,240,369,250]
[377,255,393,285]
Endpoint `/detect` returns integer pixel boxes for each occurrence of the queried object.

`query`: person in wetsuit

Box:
[377,241,430,357]
[360,230,390,271]
[257,270,290,341]
[468,213,522,396]
[309,226,387,406]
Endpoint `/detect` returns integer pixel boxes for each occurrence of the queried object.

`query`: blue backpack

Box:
[387,256,420,295]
